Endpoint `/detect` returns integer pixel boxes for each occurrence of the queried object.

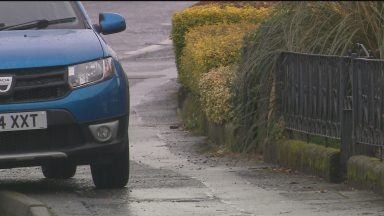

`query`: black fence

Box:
[276,52,383,167]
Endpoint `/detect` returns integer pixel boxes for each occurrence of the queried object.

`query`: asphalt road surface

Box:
[1,2,384,216]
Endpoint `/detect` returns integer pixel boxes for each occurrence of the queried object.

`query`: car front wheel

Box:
[42,161,77,179]
[90,137,129,189]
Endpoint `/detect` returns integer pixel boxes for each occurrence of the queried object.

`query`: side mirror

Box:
[96,13,126,35]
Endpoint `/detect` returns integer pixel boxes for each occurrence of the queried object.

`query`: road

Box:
[1,2,384,216]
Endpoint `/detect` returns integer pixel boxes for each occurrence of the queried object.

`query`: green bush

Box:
[179,23,257,94]
[171,4,270,70]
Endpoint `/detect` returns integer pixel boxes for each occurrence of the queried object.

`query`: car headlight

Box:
[68,57,115,88]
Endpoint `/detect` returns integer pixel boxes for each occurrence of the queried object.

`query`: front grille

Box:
[0,125,84,153]
[0,67,70,103]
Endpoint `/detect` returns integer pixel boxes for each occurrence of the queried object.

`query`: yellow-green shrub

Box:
[179,23,257,94]
[199,65,237,124]
[172,4,270,69]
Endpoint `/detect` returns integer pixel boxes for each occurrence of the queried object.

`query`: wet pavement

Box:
[1,2,384,216]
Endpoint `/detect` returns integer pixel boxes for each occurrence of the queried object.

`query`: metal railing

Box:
[276,52,383,168]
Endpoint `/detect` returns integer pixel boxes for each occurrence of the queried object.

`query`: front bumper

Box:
[0,109,129,169]
[0,62,129,168]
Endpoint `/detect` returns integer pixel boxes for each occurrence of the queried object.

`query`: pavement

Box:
[1,1,384,216]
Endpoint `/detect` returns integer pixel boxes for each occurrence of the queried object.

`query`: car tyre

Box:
[91,136,129,189]
[42,161,77,179]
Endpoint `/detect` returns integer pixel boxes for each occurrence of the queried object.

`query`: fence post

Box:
[340,108,353,172]
[340,54,356,173]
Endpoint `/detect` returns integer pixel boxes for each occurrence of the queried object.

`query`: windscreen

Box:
[0,1,84,30]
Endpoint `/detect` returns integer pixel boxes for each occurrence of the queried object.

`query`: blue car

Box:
[0,1,130,188]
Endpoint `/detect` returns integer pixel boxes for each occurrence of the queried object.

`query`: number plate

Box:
[0,111,47,132]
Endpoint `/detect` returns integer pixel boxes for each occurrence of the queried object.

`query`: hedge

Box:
[179,23,257,94]
[348,155,384,195]
[171,4,270,70]
[264,139,341,182]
